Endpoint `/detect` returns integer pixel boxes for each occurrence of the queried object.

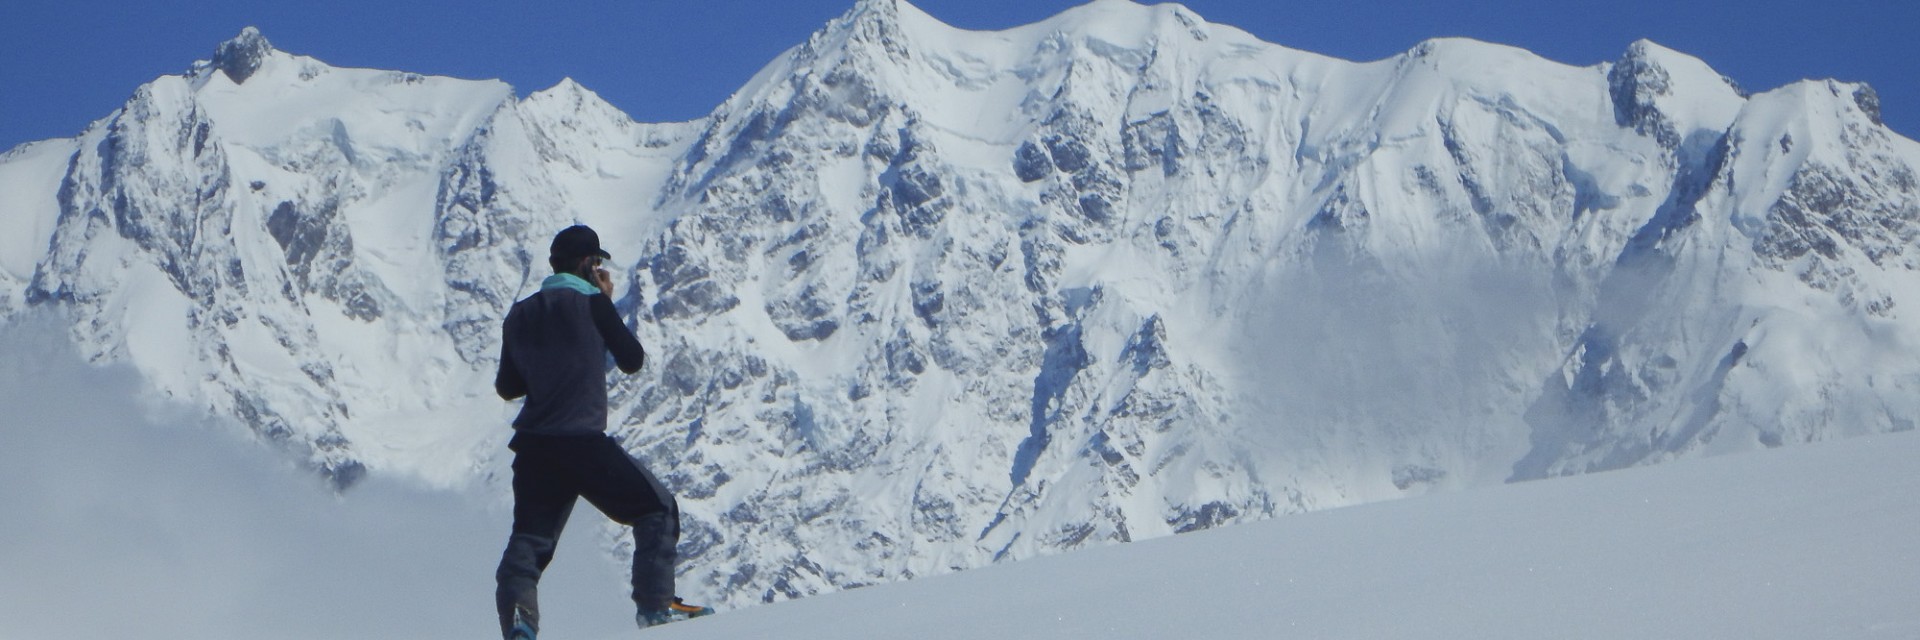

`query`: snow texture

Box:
[2,0,1918,610]
[4,315,1915,638]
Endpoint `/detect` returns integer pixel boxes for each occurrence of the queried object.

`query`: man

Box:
[494,224,711,639]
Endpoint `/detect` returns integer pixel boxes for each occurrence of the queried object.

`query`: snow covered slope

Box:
[8,320,1911,639]
[643,429,1920,640]
[2,0,1918,610]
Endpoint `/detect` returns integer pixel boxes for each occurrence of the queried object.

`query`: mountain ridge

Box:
[2,0,1916,607]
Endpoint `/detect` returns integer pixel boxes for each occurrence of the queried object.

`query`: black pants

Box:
[494,432,679,638]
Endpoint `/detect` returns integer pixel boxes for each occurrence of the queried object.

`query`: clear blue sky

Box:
[3,0,1917,153]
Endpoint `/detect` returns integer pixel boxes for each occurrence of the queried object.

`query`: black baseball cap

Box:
[550,224,612,261]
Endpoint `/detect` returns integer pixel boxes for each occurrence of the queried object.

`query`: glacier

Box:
[1,0,1917,609]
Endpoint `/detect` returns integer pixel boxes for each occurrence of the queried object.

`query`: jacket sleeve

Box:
[495,337,528,401]
[591,295,646,374]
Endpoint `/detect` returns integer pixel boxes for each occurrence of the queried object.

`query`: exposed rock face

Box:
[213,27,274,84]
[4,2,1919,610]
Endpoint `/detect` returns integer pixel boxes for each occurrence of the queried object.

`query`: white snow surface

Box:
[643,429,1920,640]
[4,0,1920,614]
[4,317,1914,639]
[0,137,77,315]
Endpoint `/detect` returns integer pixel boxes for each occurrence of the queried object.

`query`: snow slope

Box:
[644,430,1920,640]
[5,313,1912,639]
[3,0,1920,613]
[0,137,76,316]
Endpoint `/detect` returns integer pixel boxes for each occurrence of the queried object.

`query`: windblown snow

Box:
[2,0,1917,612]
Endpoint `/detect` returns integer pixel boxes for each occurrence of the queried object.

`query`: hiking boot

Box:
[637,598,714,628]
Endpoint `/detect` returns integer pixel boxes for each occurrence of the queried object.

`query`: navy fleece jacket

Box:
[495,273,646,435]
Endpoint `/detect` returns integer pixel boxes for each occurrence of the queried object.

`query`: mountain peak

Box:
[10,0,1920,614]
[1608,39,1746,147]
[849,0,904,20]
[212,26,275,84]
[526,77,621,116]
[541,77,590,96]
[837,0,910,47]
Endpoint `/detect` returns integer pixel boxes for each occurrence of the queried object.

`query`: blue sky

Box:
[3,0,1916,152]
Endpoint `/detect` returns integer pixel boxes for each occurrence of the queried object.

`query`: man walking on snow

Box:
[494,224,711,639]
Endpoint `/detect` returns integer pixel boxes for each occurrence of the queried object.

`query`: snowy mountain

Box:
[3,0,1918,609]
[10,320,1913,639]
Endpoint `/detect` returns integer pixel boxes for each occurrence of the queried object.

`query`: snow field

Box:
[643,428,1920,640]
[8,308,1912,639]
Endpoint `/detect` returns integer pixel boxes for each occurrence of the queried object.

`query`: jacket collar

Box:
[540,272,600,296]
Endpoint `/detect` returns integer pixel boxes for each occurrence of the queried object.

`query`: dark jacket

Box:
[495,273,645,435]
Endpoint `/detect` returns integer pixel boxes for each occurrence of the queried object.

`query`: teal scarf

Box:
[541,272,600,296]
